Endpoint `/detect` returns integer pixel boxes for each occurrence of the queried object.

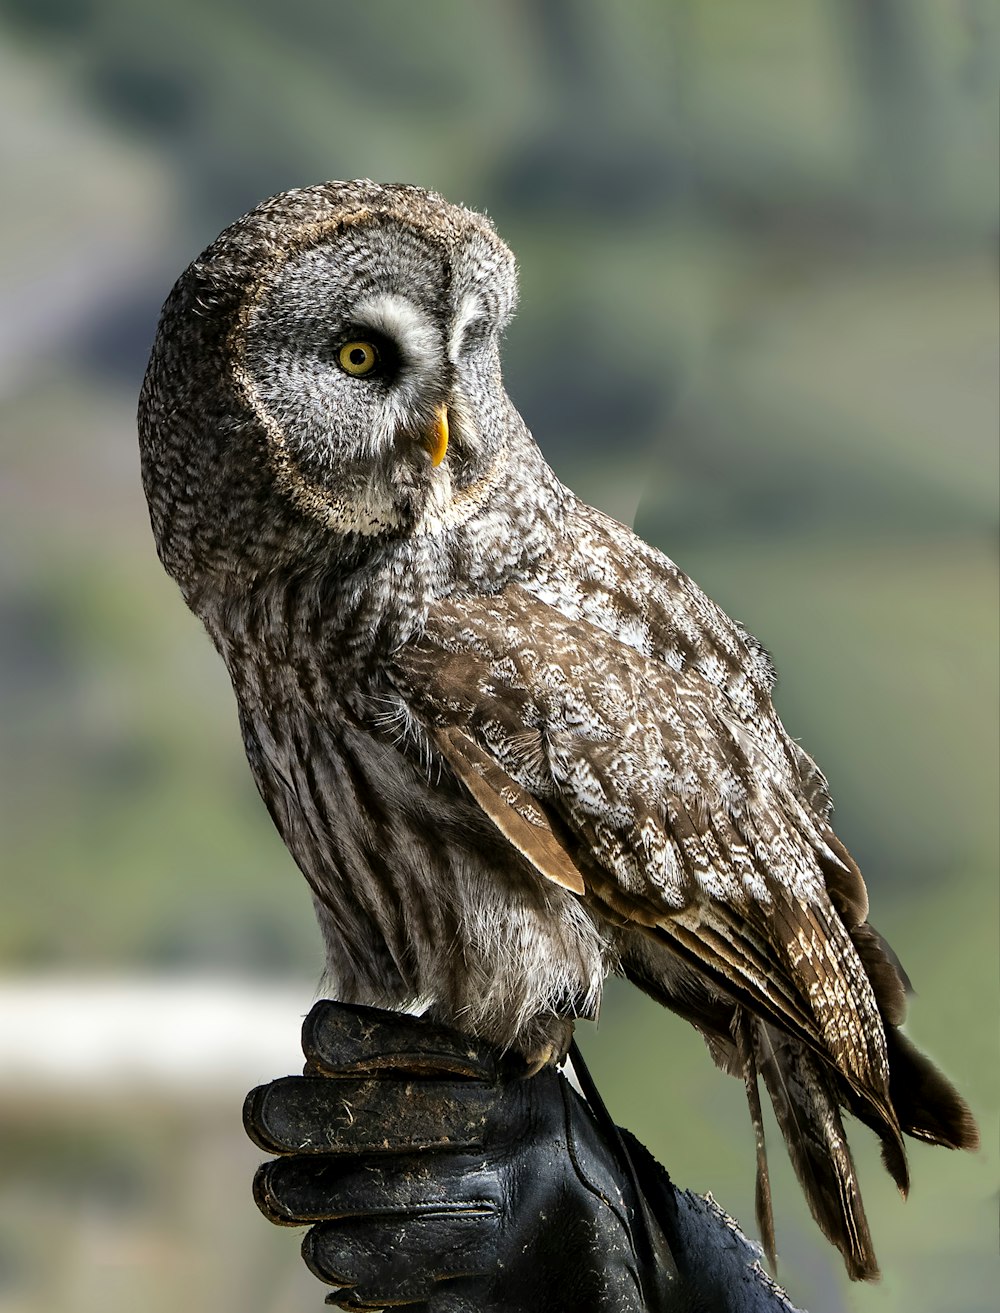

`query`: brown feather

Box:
[757,1025,880,1282]
[818,831,869,927]
[850,922,909,1028]
[736,1010,776,1272]
[885,1026,980,1151]
[434,726,585,895]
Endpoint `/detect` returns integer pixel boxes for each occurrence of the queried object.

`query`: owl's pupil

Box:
[350,348,366,365]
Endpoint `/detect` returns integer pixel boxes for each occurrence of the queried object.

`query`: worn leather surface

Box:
[244,1001,797,1312]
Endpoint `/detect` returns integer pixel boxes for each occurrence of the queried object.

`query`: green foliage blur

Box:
[0,3,996,1311]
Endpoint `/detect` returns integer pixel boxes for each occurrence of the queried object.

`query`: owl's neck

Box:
[438,430,571,594]
[204,433,570,696]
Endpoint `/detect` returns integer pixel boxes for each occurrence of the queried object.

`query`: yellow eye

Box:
[337,340,379,376]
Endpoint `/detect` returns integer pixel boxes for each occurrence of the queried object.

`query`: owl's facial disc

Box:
[235,223,510,537]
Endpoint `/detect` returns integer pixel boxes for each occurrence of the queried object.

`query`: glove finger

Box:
[244,1074,498,1155]
[325,1295,427,1311]
[324,1293,475,1313]
[302,1001,502,1080]
[253,1151,501,1225]
[304,1211,497,1303]
[324,1295,434,1312]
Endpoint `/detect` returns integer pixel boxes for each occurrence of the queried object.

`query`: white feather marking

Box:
[353,293,439,377]
[448,292,485,363]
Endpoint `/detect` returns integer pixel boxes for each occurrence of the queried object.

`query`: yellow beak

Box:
[422,405,449,467]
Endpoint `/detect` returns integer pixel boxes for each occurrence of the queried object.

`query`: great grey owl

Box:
[138,180,977,1281]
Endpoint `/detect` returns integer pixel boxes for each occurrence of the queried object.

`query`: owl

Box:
[138,181,977,1281]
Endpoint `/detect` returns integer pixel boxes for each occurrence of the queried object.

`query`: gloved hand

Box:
[244,1001,801,1313]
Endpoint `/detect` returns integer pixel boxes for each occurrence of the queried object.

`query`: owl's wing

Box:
[390,580,978,1282]
[392,585,894,1109]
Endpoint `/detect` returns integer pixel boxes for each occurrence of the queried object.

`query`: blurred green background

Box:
[0,2,996,1311]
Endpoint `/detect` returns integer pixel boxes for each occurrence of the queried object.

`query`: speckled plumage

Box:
[139,181,977,1281]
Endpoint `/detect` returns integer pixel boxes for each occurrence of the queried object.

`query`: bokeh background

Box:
[0,2,997,1311]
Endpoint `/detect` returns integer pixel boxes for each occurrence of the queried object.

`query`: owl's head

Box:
[139,181,523,604]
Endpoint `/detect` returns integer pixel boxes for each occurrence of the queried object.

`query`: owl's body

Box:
[139,181,977,1281]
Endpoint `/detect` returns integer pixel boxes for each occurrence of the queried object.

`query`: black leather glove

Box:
[244,1001,801,1313]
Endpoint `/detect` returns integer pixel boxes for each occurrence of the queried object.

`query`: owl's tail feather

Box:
[735,1010,776,1272]
[624,933,975,1281]
[826,855,979,1155]
[846,923,978,1154]
[756,1023,879,1282]
[885,1025,979,1151]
